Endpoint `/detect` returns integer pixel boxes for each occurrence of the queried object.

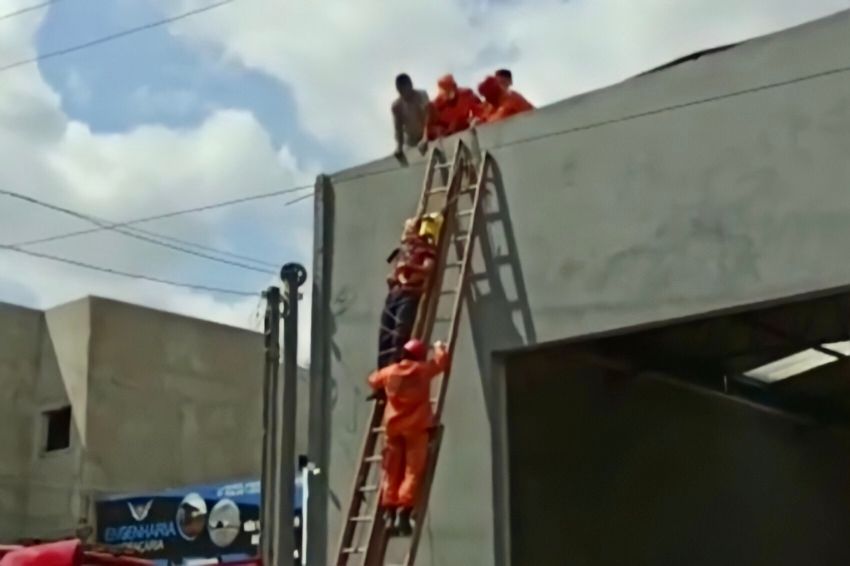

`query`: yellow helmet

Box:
[418,212,443,242]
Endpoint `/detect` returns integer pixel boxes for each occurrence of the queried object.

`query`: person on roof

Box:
[476,75,534,124]
[495,68,513,92]
[368,339,450,537]
[429,74,483,139]
[392,74,432,158]
[378,216,439,369]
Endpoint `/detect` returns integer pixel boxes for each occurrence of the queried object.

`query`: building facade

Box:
[307,9,850,565]
[0,296,308,544]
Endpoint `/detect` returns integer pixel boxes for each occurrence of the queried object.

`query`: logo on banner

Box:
[127,500,154,522]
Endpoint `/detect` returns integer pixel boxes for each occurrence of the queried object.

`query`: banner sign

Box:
[96,479,302,562]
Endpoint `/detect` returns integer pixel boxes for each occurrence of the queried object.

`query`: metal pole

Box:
[261,286,282,566]
[278,262,307,566]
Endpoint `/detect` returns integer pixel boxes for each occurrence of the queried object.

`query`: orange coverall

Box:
[368,346,450,508]
[429,75,483,139]
[477,75,534,124]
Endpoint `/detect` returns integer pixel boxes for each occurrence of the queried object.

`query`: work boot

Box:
[394,507,414,537]
[382,507,397,535]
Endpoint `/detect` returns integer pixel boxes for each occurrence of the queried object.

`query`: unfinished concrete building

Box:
[0,296,308,544]
[306,9,850,565]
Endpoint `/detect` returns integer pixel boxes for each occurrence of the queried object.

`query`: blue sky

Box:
[36,0,344,167]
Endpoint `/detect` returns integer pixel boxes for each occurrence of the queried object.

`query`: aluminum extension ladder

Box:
[335,139,489,566]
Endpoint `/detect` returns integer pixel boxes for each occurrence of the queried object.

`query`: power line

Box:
[0,0,239,73]
[0,243,258,296]
[8,58,848,251]
[0,189,276,274]
[11,183,313,248]
[0,0,63,22]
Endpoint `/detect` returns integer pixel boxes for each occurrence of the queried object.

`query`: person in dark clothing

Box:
[378,218,437,368]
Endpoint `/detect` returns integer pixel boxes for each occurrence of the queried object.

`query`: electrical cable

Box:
[11,183,313,248]
[4,56,849,293]
[0,243,258,296]
[0,0,240,72]
[0,189,276,274]
[0,0,64,22]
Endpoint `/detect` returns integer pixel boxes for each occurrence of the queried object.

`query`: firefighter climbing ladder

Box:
[335,139,490,566]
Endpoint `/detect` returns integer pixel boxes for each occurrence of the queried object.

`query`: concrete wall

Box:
[0,295,309,542]
[0,303,43,540]
[24,298,88,539]
[84,297,266,494]
[503,348,850,566]
[317,10,850,564]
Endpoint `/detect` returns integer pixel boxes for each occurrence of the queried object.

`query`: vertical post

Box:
[261,286,282,566]
[279,262,307,566]
[308,175,335,566]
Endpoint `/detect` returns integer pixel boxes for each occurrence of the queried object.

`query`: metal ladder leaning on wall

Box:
[335,139,490,566]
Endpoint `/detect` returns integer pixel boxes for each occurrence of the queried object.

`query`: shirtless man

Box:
[392,74,431,158]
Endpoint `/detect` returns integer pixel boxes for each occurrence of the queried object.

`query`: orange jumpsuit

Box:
[367,347,450,508]
[431,89,483,138]
[477,75,534,124]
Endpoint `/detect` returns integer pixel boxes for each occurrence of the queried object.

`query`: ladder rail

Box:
[363,140,472,566]
[412,139,467,343]
[336,139,486,566]
[433,152,488,423]
[401,153,490,566]
[334,401,384,565]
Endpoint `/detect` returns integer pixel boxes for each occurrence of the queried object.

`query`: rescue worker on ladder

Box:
[378,213,442,369]
[368,338,450,536]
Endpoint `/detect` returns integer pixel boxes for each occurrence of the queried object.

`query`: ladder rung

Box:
[350,516,373,523]
[372,426,386,434]
[359,485,379,493]
[445,262,462,269]
[342,546,367,555]
[435,162,452,169]
[435,317,451,323]
[457,209,474,217]
[428,187,448,194]
[365,455,382,463]
[439,289,455,296]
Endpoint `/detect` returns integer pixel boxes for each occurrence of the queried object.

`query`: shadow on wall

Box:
[465,154,537,424]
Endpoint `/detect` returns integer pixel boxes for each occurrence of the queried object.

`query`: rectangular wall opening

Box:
[43,405,72,452]
[501,288,850,565]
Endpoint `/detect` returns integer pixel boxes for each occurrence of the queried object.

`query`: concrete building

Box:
[0,296,308,544]
[307,9,850,565]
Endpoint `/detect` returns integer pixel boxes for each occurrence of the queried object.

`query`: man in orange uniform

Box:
[477,75,534,124]
[429,74,483,139]
[368,338,450,536]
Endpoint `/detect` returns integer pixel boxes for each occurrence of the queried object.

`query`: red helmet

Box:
[402,339,427,361]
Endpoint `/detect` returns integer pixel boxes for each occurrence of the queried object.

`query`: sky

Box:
[1,0,849,364]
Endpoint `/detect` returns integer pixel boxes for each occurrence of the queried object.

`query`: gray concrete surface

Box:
[0,296,310,542]
[504,346,850,566]
[316,9,850,564]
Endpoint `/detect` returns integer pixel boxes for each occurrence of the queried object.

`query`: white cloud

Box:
[0,0,315,363]
[162,0,850,161]
[2,0,850,370]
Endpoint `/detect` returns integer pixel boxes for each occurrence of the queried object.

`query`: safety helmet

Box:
[402,339,427,361]
[418,212,443,242]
